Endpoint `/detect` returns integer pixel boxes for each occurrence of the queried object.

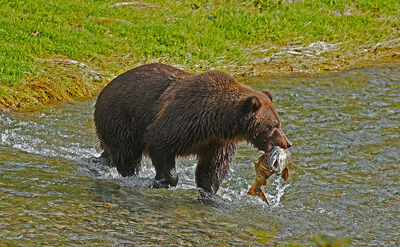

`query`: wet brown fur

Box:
[94,63,291,193]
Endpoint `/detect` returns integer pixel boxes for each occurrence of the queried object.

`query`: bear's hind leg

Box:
[195,142,237,194]
[108,143,143,177]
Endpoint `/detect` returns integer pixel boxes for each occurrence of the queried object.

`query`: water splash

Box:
[265,177,291,208]
[0,112,100,162]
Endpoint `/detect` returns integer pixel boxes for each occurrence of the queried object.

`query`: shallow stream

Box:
[1,64,399,246]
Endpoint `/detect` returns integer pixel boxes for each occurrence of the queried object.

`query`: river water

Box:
[1,64,399,246]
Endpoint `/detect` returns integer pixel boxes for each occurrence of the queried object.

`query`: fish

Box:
[247,146,292,203]
[269,146,292,181]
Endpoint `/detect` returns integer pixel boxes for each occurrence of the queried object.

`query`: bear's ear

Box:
[243,96,261,113]
[263,90,273,101]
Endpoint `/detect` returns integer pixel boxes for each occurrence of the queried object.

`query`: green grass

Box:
[1,0,399,109]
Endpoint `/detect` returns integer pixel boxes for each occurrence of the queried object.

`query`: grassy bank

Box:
[1,0,399,110]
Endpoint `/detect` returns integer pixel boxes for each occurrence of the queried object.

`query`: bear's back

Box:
[95,64,190,130]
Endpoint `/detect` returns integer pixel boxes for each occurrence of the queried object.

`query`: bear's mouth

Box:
[259,143,273,153]
[267,143,273,153]
[253,135,273,153]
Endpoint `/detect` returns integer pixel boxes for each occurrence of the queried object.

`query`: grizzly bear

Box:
[94,63,292,194]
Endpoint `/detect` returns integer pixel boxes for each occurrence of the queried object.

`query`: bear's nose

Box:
[287,141,293,148]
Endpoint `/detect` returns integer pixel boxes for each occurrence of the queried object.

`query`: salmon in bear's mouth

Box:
[247,146,292,204]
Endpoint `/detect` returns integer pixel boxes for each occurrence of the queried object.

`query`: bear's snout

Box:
[271,128,292,150]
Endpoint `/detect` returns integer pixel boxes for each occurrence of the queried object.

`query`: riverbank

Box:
[1,0,399,111]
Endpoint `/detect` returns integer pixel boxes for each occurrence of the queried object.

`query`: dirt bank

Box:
[2,42,399,112]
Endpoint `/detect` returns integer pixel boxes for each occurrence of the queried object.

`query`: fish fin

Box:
[281,168,289,181]
[247,186,256,196]
[252,161,257,166]
[258,168,268,173]
[258,190,269,205]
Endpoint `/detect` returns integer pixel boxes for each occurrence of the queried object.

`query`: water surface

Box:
[1,64,399,246]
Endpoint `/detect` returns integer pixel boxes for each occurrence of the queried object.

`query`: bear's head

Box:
[243,90,292,153]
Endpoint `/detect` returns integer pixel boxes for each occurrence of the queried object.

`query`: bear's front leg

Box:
[149,149,179,188]
[195,142,236,194]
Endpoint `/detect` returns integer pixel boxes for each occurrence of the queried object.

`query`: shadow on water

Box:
[1,64,399,246]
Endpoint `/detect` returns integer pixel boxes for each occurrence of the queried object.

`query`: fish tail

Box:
[248,186,269,204]
[258,190,269,205]
[247,186,256,196]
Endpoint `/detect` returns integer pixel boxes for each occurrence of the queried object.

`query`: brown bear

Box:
[94,63,292,194]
